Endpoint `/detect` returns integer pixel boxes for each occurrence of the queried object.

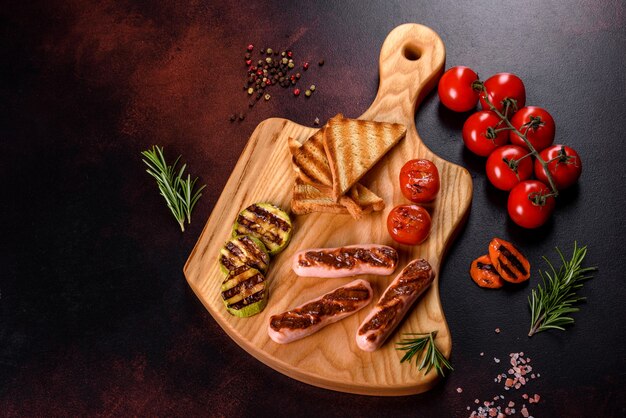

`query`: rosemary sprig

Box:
[528,242,597,337]
[141,145,206,232]
[396,331,453,377]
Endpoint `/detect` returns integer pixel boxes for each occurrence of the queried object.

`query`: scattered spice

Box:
[318,59,325,66]
[233,44,325,120]
[305,89,312,97]
[467,352,541,417]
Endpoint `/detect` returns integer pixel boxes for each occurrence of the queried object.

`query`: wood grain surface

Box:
[184,24,473,396]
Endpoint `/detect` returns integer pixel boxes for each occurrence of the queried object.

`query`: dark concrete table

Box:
[2,1,625,416]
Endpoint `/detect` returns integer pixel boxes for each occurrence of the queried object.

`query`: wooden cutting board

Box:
[184,23,472,396]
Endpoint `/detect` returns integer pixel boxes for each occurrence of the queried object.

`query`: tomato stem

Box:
[475,84,559,197]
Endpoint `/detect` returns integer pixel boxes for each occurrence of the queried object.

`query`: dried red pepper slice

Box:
[488,238,531,283]
[470,255,505,289]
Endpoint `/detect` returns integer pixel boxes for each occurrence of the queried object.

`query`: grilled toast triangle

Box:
[291,114,344,190]
[323,118,406,200]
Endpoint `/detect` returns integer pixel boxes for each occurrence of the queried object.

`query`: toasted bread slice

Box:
[291,178,383,219]
[291,114,344,190]
[324,118,406,200]
[349,183,385,212]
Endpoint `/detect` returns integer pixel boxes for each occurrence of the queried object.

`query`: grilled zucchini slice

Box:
[219,235,270,275]
[232,203,292,255]
[221,265,268,317]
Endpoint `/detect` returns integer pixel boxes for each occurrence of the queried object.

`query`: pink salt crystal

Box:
[467,406,471,411]
[489,408,497,417]
[534,394,541,403]
[515,383,522,389]
[480,352,484,356]
[504,408,511,415]
[498,413,506,418]
[456,387,463,393]
[505,378,514,387]
[519,376,526,385]
[521,407,529,417]
[522,393,529,399]
[475,399,480,404]
[520,352,524,356]
[495,328,501,333]
[508,401,515,407]
[531,373,536,379]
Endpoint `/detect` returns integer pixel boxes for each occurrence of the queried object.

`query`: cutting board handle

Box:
[361,24,446,125]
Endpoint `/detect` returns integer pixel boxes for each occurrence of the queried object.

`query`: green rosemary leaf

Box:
[141,145,205,232]
[528,242,597,337]
[395,331,453,377]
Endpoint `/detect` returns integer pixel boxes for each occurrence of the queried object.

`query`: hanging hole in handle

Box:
[402,43,422,61]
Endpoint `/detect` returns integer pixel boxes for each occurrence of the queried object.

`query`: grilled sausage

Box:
[356,259,434,352]
[268,279,373,344]
[292,244,398,278]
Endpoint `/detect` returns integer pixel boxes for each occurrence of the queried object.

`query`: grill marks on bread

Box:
[289,114,405,217]
[323,117,406,201]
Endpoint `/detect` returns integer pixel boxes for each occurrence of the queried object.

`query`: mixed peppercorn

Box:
[230,44,324,122]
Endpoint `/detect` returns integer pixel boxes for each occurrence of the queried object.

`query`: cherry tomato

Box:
[534,145,582,190]
[485,145,533,191]
[387,205,431,245]
[507,180,555,228]
[438,66,480,112]
[479,73,526,116]
[399,159,440,203]
[510,106,555,152]
[462,110,510,156]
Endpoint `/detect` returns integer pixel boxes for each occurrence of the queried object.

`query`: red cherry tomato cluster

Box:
[387,159,439,245]
[438,67,583,228]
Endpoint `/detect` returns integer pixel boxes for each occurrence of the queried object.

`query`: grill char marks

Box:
[300,246,397,269]
[323,116,407,200]
[221,265,269,318]
[498,245,528,276]
[292,244,399,278]
[488,238,531,283]
[470,254,505,289]
[267,279,373,344]
[247,204,291,232]
[233,203,293,255]
[292,129,333,187]
[356,259,434,352]
[219,235,269,274]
